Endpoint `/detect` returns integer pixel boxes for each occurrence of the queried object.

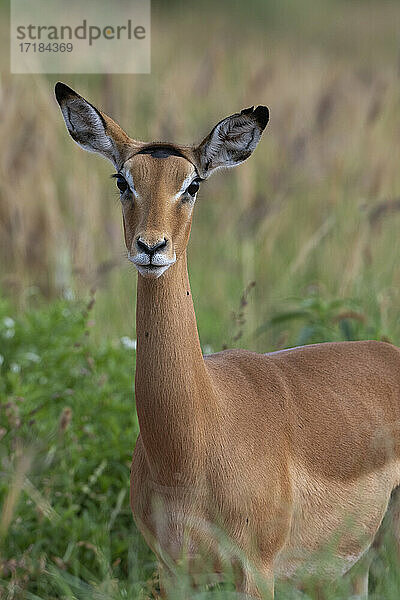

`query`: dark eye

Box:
[186,180,200,197]
[116,175,128,193]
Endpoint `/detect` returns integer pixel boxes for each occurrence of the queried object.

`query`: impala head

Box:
[55,82,269,278]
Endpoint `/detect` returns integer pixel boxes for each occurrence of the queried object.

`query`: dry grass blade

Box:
[0,453,32,542]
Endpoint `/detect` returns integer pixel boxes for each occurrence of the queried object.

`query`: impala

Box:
[55,82,400,599]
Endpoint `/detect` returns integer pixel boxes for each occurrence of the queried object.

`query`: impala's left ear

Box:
[194,105,269,178]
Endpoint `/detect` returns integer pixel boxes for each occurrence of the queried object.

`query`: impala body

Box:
[56,82,400,598]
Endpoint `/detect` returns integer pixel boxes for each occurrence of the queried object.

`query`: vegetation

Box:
[1,0,400,597]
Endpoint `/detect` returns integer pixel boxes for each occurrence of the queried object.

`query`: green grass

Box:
[0,294,152,598]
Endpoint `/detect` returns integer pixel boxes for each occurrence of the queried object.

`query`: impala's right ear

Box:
[54,82,136,168]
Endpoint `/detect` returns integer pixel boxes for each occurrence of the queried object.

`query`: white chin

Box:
[135,264,170,278]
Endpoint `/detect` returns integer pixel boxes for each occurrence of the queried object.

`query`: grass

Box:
[1,0,400,597]
[0,294,147,598]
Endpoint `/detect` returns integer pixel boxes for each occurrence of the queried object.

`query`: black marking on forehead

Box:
[123,145,203,180]
[137,145,186,159]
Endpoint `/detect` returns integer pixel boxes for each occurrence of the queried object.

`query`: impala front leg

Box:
[157,562,170,599]
[237,563,274,599]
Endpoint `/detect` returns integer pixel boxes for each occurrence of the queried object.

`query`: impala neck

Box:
[135,250,214,483]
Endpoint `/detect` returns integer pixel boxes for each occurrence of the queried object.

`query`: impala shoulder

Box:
[204,348,292,394]
[204,347,283,371]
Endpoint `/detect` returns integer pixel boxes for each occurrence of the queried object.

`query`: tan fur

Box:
[54,84,400,598]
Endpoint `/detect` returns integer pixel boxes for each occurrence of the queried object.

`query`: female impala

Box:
[55,82,400,599]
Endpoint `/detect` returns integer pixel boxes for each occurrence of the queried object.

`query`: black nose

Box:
[136,237,168,256]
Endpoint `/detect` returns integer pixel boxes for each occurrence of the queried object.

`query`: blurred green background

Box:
[1,0,400,598]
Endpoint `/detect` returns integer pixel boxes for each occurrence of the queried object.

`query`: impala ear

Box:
[194,105,269,178]
[54,82,137,168]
